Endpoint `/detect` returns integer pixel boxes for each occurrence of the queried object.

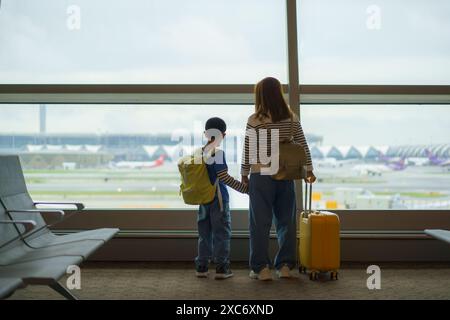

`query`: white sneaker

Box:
[249,266,272,281]
[276,265,291,278]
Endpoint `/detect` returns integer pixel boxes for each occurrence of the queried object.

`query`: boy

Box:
[195,117,248,279]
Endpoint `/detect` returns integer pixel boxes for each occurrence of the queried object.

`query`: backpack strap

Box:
[288,114,294,142]
[261,114,294,143]
[203,147,224,212]
[215,178,224,212]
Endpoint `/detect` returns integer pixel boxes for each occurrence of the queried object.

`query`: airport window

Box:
[1,104,448,210]
[0,104,252,209]
[0,0,286,84]
[301,105,450,210]
[297,0,450,84]
[0,0,449,215]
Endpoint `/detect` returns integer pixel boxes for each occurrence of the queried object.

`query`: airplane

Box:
[353,158,407,176]
[315,157,343,168]
[378,152,428,167]
[405,157,429,166]
[377,152,404,164]
[314,157,358,168]
[114,155,165,169]
[425,149,450,167]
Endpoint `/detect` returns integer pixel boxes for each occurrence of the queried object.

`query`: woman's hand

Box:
[241,175,249,186]
[305,171,316,183]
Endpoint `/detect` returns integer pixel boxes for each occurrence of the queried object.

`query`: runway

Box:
[24,162,450,209]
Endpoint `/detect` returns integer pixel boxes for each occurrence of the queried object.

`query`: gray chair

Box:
[0,155,118,249]
[425,229,450,245]
[0,209,84,299]
[0,155,119,299]
[0,278,25,299]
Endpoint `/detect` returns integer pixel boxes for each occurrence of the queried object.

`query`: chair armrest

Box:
[34,202,85,211]
[7,209,65,224]
[0,220,37,233]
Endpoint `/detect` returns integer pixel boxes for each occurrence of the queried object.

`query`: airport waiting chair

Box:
[425,229,450,245]
[0,278,25,299]
[0,208,84,299]
[0,155,119,299]
[0,155,118,251]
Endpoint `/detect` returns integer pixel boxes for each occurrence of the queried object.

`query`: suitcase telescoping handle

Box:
[304,181,313,217]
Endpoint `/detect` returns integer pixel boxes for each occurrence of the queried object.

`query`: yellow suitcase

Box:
[298,183,340,280]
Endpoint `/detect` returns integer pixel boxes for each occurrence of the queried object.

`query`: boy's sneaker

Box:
[195,265,209,278]
[276,265,291,278]
[215,265,234,280]
[249,266,272,281]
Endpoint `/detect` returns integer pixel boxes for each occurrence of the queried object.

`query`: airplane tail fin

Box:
[156,155,165,165]
[425,149,434,158]
[378,151,390,163]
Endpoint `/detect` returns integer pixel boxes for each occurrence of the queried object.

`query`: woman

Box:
[241,77,316,281]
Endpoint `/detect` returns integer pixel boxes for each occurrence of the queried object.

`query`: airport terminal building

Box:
[0,0,449,302]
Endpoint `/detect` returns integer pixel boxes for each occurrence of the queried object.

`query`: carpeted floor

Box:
[9,262,450,300]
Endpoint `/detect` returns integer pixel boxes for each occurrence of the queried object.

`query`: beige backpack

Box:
[262,115,308,180]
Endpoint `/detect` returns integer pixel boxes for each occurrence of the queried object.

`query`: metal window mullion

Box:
[0,84,450,104]
[286,0,305,214]
[286,0,300,117]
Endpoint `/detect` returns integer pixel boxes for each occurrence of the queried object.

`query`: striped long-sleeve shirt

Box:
[205,149,248,201]
[241,113,314,176]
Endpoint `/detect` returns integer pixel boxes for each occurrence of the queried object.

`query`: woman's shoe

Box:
[276,265,291,278]
[249,266,272,281]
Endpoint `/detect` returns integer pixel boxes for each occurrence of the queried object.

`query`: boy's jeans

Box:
[195,197,231,269]
[248,173,296,273]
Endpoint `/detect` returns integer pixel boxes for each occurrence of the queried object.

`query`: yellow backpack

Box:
[178,148,218,206]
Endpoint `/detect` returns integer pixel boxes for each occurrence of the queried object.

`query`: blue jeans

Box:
[249,173,296,272]
[195,197,231,268]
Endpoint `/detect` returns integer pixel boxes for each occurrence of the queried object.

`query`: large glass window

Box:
[1,1,449,214]
[0,104,252,209]
[1,104,448,210]
[300,105,450,210]
[298,0,450,84]
[0,0,286,84]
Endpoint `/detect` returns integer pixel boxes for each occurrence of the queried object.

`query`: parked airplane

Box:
[114,155,165,169]
[425,149,450,167]
[315,158,343,168]
[377,152,405,164]
[353,158,407,176]
[405,157,429,166]
[314,157,358,168]
[378,152,428,167]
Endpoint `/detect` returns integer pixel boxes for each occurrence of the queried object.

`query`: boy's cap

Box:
[205,117,227,133]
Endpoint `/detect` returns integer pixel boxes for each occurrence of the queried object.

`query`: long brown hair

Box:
[254,77,292,122]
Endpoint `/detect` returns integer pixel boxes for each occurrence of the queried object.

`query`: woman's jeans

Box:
[249,173,296,272]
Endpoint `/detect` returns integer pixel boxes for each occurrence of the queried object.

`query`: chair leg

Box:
[49,281,78,300]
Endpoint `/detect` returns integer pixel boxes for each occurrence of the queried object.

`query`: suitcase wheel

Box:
[309,271,319,281]
[330,271,339,281]
[299,266,307,274]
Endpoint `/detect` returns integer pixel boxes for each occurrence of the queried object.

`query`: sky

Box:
[0,104,449,146]
[1,0,450,84]
[0,0,449,146]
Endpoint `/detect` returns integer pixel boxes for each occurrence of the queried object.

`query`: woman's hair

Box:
[254,77,293,122]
